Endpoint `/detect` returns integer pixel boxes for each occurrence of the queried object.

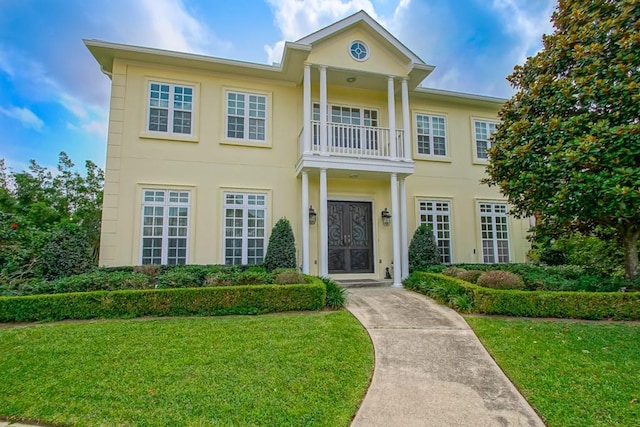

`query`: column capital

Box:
[319,65,328,71]
[387,75,396,82]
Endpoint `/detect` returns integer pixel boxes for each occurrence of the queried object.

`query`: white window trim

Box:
[478,201,511,264]
[349,40,370,62]
[417,198,453,264]
[139,189,191,265]
[146,81,195,137]
[222,191,269,266]
[225,90,268,143]
[472,118,499,163]
[414,113,448,159]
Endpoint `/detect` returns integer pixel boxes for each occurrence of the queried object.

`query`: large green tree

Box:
[484,0,640,279]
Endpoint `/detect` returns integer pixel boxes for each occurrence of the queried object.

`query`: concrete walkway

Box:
[347,286,545,427]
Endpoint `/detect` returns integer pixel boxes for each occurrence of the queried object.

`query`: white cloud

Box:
[0,106,44,131]
[264,0,390,64]
[490,0,556,64]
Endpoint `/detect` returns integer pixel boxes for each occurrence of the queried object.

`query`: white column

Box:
[391,173,402,287]
[319,168,328,276]
[319,66,328,155]
[303,64,311,154]
[387,76,397,160]
[401,77,411,160]
[301,171,310,274]
[400,177,409,279]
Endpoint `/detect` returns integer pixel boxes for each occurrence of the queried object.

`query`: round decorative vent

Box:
[349,40,369,61]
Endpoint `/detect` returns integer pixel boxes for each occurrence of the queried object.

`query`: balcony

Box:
[297,121,413,175]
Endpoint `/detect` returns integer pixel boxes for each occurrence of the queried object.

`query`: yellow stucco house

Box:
[85,11,530,286]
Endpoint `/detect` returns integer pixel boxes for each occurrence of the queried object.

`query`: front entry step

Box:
[334,279,393,288]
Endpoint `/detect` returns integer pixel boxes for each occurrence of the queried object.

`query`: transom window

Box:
[418,200,452,263]
[349,40,369,61]
[148,82,193,135]
[474,120,498,160]
[479,203,510,263]
[226,91,267,142]
[141,189,190,265]
[223,192,267,265]
[416,114,447,156]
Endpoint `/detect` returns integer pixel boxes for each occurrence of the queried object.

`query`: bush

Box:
[408,224,442,272]
[456,270,483,284]
[442,267,466,277]
[263,217,297,272]
[49,271,151,294]
[404,272,640,320]
[273,269,305,285]
[155,265,215,288]
[38,222,94,280]
[477,270,525,290]
[322,277,346,309]
[0,278,327,322]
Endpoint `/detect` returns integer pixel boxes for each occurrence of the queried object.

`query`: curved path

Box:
[347,286,545,427]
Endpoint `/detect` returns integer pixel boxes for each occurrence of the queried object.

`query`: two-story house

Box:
[85,10,530,286]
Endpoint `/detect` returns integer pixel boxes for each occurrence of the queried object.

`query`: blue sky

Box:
[0,0,556,173]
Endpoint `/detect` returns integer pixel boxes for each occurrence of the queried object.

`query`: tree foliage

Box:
[263,217,297,272]
[0,153,104,282]
[484,0,640,279]
[408,224,442,272]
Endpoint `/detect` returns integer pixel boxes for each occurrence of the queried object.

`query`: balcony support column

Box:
[320,66,328,155]
[401,77,411,160]
[319,168,328,276]
[301,171,310,274]
[303,64,311,154]
[391,173,402,287]
[387,76,397,160]
[400,177,409,279]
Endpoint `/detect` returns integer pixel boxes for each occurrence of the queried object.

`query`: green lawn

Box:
[0,311,373,426]
[467,317,640,427]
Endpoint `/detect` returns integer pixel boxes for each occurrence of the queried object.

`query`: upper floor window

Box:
[474,120,498,160]
[415,114,446,157]
[349,40,369,61]
[226,91,267,142]
[148,82,193,135]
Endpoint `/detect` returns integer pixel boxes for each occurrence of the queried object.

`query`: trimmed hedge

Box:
[0,278,326,323]
[404,272,640,320]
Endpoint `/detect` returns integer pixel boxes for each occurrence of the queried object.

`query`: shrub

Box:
[0,278,327,322]
[322,277,346,309]
[408,224,441,272]
[273,269,305,285]
[263,218,297,272]
[133,264,161,285]
[405,272,640,320]
[457,269,483,284]
[442,267,466,277]
[48,271,151,294]
[155,265,213,288]
[38,222,94,280]
[234,270,272,286]
[477,270,525,290]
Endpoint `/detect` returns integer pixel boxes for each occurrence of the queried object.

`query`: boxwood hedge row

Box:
[404,272,640,320]
[0,278,326,323]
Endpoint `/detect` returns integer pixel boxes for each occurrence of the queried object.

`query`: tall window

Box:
[418,200,452,263]
[141,189,190,265]
[474,120,498,160]
[416,114,447,156]
[224,192,267,265]
[479,203,509,263]
[148,82,193,135]
[226,92,267,141]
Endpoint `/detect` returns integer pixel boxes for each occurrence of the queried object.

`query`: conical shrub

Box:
[263,217,297,272]
[408,224,442,272]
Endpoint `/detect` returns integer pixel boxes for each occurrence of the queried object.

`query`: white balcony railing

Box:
[299,121,405,160]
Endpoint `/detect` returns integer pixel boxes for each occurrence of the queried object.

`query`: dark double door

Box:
[328,201,374,274]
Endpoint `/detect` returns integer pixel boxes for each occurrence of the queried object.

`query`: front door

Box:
[328,201,374,273]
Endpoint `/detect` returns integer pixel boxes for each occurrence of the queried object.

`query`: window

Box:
[312,103,379,149]
[349,40,369,61]
[148,82,193,135]
[416,114,446,156]
[223,192,267,265]
[141,189,190,265]
[226,91,267,141]
[479,203,509,263]
[418,200,452,263]
[474,120,498,160]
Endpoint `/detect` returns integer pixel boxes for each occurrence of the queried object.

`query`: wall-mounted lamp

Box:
[381,208,391,226]
[309,205,317,225]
